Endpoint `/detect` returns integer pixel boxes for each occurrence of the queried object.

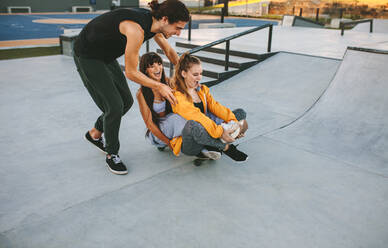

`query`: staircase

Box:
[156,41,276,87]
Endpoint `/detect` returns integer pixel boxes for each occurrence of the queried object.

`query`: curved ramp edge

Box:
[210,52,340,139]
[266,47,388,175]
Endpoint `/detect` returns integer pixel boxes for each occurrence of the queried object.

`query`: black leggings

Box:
[74,55,133,154]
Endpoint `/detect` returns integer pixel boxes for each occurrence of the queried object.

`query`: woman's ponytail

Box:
[148,0,160,11]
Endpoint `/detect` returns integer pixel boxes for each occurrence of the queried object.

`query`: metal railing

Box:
[187,24,273,71]
[146,23,273,76]
[340,19,373,36]
[188,16,192,41]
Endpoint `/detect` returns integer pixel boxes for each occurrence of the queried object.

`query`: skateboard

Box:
[157,146,214,166]
[193,156,212,166]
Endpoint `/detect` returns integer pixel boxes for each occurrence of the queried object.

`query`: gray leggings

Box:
[181,109,246,156]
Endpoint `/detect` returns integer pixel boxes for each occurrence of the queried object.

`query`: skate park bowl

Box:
[0,18,388,247]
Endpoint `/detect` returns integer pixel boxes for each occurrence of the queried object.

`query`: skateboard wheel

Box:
[194,159,202,166]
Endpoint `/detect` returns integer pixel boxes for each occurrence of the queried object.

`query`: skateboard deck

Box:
[193,157,212,166]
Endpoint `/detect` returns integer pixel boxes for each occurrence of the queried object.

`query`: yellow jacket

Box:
[171,85,237,155]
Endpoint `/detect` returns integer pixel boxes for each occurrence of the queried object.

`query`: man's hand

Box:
[157,83,177,105]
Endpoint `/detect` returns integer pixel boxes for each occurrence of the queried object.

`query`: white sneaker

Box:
[200,149,222,160]
[221,121,240,143]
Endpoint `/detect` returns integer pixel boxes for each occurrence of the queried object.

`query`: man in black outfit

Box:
[73,0,189,175]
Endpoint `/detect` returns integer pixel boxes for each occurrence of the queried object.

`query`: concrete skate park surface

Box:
[172,24,388,59]
[1,24,388,247]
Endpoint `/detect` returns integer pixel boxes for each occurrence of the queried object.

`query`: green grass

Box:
[0,46,61,60]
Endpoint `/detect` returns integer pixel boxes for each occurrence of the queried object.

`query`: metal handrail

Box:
[340,19,373,36]
[188,16,192,41]
[188,24,273,71]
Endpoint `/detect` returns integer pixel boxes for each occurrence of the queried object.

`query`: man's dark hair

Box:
[149,0,190,24]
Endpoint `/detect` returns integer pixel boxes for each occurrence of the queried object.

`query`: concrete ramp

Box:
[267,48,388,175]
[210,52,340,138]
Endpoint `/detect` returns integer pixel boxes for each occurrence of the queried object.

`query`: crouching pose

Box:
[137,52,248,162]
[171,53,248,162]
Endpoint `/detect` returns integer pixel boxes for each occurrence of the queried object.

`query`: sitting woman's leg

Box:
[181,120,248,162]
[207,108,246,124]
[149,113,187,147]
[232,108,246,121]
[181,120,226,156]
[208,108,248,136]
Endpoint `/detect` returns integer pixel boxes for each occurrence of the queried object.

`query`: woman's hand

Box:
[221,128,236,143]
[157,83,177,105]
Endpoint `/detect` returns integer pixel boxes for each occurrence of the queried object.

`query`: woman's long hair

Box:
[171,52,201,102]
[139,52,172,136]
[148,0,189,24]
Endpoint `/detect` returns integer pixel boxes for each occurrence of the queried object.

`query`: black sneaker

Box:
[223,144,248,162]
[106,154,128,175]
[157,146,167,152]
[204,145,221,152]
[84,131,105,153]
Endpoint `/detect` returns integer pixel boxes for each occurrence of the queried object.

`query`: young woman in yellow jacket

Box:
[171,53,248,162]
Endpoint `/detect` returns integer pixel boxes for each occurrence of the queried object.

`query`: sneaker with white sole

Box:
[106,154,128,175]
[84,131,106,153]
[200,148,222,160]
[223,144,248,162]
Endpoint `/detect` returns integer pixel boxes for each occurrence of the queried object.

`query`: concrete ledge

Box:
[63,28,82,35]
[59,33,79,56]
[198,23,236,29]
[72,6,92,12]
[7,6,31,13]
[282,15,295,27]
[282,15,324,28]
[331,18,352,28]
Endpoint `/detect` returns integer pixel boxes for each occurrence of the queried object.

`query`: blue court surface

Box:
[0,14,98,41]
[0,13,277,41]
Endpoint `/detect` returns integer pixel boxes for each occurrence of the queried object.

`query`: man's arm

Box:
[119,21,177,104]
[154,33,179,66]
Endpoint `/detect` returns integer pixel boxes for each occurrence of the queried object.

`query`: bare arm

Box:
[154,33,179,66]
[119,21,177,105]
